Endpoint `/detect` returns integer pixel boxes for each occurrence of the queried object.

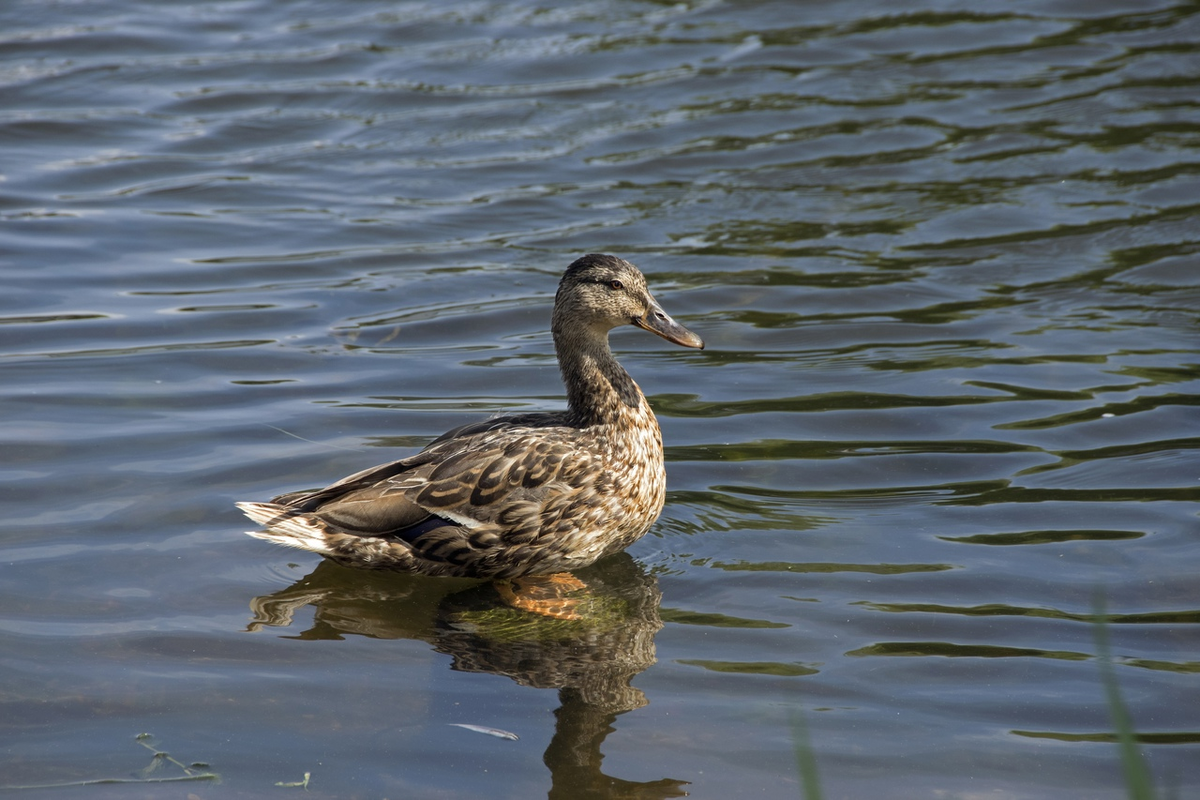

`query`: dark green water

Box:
[2,1,1198,797]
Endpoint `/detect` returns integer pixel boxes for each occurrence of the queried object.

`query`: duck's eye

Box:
[609,279,624,290]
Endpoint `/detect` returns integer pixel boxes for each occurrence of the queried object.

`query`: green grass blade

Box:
[789,708,824,800]
[1092,593,1158,800]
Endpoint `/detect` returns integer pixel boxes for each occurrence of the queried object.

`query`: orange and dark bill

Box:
[633,296,704,350]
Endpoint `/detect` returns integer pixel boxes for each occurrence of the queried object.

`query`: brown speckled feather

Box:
[237,254,703,578]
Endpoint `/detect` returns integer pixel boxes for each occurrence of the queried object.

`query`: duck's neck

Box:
[553,323,645,427]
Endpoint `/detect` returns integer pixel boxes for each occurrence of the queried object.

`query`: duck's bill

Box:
[634,300,705,350]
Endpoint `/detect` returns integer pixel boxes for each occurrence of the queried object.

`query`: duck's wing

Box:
[262,413,593,535]
[237,453,435,544]
[371,426,605,575]
[267,410,568,509]
[384,426,600,529]
[239,414,602,575]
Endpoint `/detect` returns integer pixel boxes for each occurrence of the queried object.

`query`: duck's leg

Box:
[495,574,587,620]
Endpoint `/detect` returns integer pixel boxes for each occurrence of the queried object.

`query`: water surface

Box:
[2,0,1198,797]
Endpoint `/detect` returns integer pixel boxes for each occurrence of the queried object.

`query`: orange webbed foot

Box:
[495,573,587,620]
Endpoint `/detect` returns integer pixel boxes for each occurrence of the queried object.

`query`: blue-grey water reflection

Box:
[2,0,1198,797]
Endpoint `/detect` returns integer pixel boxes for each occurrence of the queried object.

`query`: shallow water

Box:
[2,0,1199,797]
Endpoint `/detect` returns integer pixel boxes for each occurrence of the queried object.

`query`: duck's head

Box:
[554,254,704,350]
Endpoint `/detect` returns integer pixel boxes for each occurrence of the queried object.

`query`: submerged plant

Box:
[0,732,219,790]
[276,770,312,789]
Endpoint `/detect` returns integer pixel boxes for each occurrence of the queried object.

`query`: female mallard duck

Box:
[238,254,703,580]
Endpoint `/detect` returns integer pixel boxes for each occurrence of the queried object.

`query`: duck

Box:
[237,254,704,581]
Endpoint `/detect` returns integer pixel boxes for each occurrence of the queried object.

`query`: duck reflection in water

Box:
[248,553,688,799]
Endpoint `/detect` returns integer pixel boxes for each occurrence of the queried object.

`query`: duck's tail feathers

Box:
[236,501,335,556]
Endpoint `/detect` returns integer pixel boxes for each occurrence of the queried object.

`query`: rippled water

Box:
[3,0,1198,797]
